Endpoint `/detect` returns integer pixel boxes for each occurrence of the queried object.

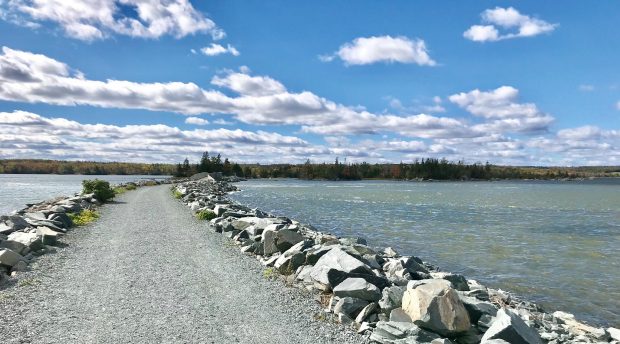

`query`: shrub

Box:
[196,209,217,221]
[263,267,277,280]
[68,209,100,226]
[125,183,137,190]
[113,187,127,195]
[82,179,115,202]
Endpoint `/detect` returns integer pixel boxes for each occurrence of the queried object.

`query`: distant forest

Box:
[2,157,619,181]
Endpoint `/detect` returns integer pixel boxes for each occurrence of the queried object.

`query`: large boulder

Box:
[310,247,373,290]
[481,308,542,344]
[458,293,497,325]
[0,248,24,267]
[48,212,72,228]
[402,279,471,336]
[262,229,280,256]
[369,321,440,344]
[333,277,382,302]
[274,229,304,253]
[431,272,469,291]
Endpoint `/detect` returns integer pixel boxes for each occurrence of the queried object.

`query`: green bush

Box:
[68,209,100,226]
[82,179,115,202]
[196,209,217,221]
[113,187,127,195]
[125,183,137,190]
[173,189,183,199]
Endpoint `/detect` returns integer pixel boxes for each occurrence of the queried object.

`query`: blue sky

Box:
[0,1,618,165]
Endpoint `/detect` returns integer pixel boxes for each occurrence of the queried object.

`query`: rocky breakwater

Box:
[173,178,619,344]
[0,179,167,285]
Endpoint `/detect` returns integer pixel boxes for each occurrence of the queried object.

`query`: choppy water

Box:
[0,174,169,214]
[229,179,620,327]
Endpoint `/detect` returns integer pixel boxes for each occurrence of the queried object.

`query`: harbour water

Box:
[229,178,620,327]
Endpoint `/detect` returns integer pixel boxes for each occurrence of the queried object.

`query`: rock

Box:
[327,269,390,290]
[608,327,620,341]
[262,229,280,256]
[339,237,367,246]
[273,240,309,275]
[384,247,399,257]
[274,229,304,253]
[369,321,440,344]
[379,285,405,315]
[431,272,469,291]
[0,215,29,234]
[552,311,609,340]
[310,247,373,290]
[0,248,24,267]
[481,308,542,344]
[7,232,44,253]
[355,302,378,323]
[213,204,228,216]
[458,293,498,325]
[390,308,412,322]
[12,260,27,272]
[402,279,471,336]
[304,245,333,265]
[334,297,368,318]
[36,227,60,246]
[48,212,72,228]
[431,339,454,344]
[333,277,382,302]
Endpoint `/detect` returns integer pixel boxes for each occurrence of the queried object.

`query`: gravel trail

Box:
[0,185,366,343]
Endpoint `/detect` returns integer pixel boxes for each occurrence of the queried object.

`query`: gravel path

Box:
[0,185,367,343]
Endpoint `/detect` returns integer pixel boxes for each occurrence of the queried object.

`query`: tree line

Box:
[0,159,175,175]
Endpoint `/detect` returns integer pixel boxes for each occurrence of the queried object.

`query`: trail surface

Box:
[0,185,364,343]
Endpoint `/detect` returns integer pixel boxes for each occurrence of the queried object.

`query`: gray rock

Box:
[36,226,60,246]
[333,277,382,302]
[402,279,471,336]
[431,272,469,291]
[274,229,304,253]
[334,297,368,318]
[8,231,43,252]
[213,204,228,216]
[0,248,24,267]
[12,260,28,272]
[431,339,454,344]
[262,229,280,256]
[384,247,399,257]
[48,212,72,228]
[355,302,378,324]
[273,240,310,275]
[339,237,367,246]
[608,327,620,341]
[310,247,373,290]
[0,215,29,234]
[369,321,440,344]
[481,308,542,344]
[379,285,405,315]
[458,293,498,324]
[389,308,412,322]
[0,239,28,255]
[304,245,333,265]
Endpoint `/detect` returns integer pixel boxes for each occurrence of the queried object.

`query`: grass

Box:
[125,184,137,190]
[113,186,128,195]
[68,209,100,226]
[172,189,183,199]
[263,267,277,280]
[196,209,217,221]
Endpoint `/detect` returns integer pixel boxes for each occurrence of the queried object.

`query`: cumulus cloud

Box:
[211,72,286,96]
[323,35,436,66]
[185,117,209,125]
[449,86,554,133]
[201,43,239,56]
[464,7,557,42]
[1,0,224,41]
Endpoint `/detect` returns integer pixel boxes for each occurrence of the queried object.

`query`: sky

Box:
[0,1,619,166]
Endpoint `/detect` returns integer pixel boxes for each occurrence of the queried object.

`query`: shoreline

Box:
[173,176,619,343]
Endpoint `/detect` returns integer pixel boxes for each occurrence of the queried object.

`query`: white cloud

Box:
[185,117,209,125]
[579,84,594,92]
[449,86,553,133]
[2,0,224,41]
[616,101,620,110]
[325,35,436,66]
[464,7,557,42]
[211,72,285,96]
[200,43,240,57]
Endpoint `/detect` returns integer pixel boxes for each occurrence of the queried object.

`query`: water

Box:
[0,174,169,214]
[229,179,620,327]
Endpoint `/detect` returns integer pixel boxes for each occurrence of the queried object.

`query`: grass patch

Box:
[68,209,100,226]
[172,189,183,199]
[18,278,40,287]
[125,183,137,190]
[196,209,217,221]
[263,267,277,280]
[113,187,128,195]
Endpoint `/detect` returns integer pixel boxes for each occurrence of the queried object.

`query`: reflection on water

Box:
[230,179,620,327]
